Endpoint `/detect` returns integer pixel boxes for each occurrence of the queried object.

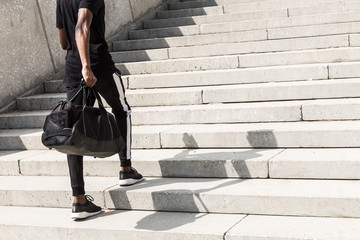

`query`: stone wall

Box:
[0,0,164,110]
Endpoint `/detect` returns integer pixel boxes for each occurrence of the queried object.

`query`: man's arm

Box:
[58,28,69,50]
[75,8,97,88]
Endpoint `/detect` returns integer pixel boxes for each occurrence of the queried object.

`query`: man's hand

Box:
[82,66,97,88]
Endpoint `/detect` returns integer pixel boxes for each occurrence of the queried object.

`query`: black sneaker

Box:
[119,167,144,186]
[71,195,102,220]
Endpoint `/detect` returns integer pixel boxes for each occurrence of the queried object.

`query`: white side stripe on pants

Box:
[113,72,131,160]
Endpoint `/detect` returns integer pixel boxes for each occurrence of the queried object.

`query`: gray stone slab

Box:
[116,55,239,75]
[169,0,219,10]
[128,64,328,89]
[127,87,203,106]
[0,129,46,150]
[111,48,168,63]
[159,121,360,148]
[131,101,304,125]
[329,62,360,79]
[0,110,49,129]
[268,21,360,39]
[168,35,348,59]
[288,1,360,17]
[157,6,223,19]
[19,148,281,178]
[0,151,44,176]
[144,9,287,29]
[17,93,66,111]
[302,98,360,120]
[43,80,66,93]
[239,47,360,68]
[269,148,360,179]
[0,176,112,207]
[114,29,267,51]
[128,0,162,20]
[105,177,360,217]
[350,34,360,46]
[223,0,357,13]
[0,206,245,240]
[227,215,360,240]
[0,125,173,150]
[129,25,200,40]
[200,12,360,35]
[203,79,360,104]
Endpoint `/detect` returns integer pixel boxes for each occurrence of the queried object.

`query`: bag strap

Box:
[79,83,114,140]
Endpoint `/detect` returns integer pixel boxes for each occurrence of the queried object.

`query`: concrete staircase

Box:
[1,0,360,238]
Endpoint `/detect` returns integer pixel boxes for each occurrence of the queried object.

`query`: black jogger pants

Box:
[66,70,132,196]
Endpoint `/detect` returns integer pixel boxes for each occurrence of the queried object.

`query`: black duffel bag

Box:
[41,85,124,158]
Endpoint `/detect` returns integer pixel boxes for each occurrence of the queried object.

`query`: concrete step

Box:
[269,148,360,179]
[155,121,360,148]
[43,79,66,93]
[221,0,357,14]
[113,29,267,51]
[145,9,288,29]
[116,55,240,74]
[329,62,360,79]
[202,78,360,104]
[126,63,329,89]
[17,93,66,111]
[3,148,360,179]
[226,215,360,240]
[169,0,345,11]
[129,12,360,39]
[166,34,349,60]
[0,100,307,128]
[4,121,360,150]
[268,21,360,40]
[21,77,360,112]
[2,207,359,240]
[2,176,360,217]
[237,47,360,68]
[159,1,360,20]
[289,1,360,17]
[1,148,281,178]
[0,206,244,240]
[302,98,360,121]
[119,34,350,62]
[116,47,360,75]
[10,97,360,128]
[157,6,224,19]
[0,124,176,150]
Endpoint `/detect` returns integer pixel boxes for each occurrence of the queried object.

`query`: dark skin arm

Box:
[58,28,69,50]
[75,8,97,88]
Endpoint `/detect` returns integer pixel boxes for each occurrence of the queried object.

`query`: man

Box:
[56,0,144,220]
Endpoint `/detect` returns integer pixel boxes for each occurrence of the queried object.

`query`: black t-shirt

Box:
[56,0,116,87]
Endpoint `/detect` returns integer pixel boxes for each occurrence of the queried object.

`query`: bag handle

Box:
[79,82,114,140]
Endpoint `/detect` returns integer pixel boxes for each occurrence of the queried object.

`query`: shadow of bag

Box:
[41,85,124,158]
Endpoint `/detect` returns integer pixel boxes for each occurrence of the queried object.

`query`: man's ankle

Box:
[121,166,131,173]
[74,195,86,204]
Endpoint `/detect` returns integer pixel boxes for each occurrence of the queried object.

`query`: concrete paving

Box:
[0,206,245,240]
[127,64,328,89]
[227,215,360,240]
[114,29,267,51]
[269,148,360,179]
[15,148,280,178]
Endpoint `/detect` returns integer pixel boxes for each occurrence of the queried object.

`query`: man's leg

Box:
[66,86,86,201]
[66,86,102,219]
[96,71,143,185]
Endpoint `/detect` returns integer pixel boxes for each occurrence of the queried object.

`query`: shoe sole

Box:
[119,177,144,186]
[71,210,102,220]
